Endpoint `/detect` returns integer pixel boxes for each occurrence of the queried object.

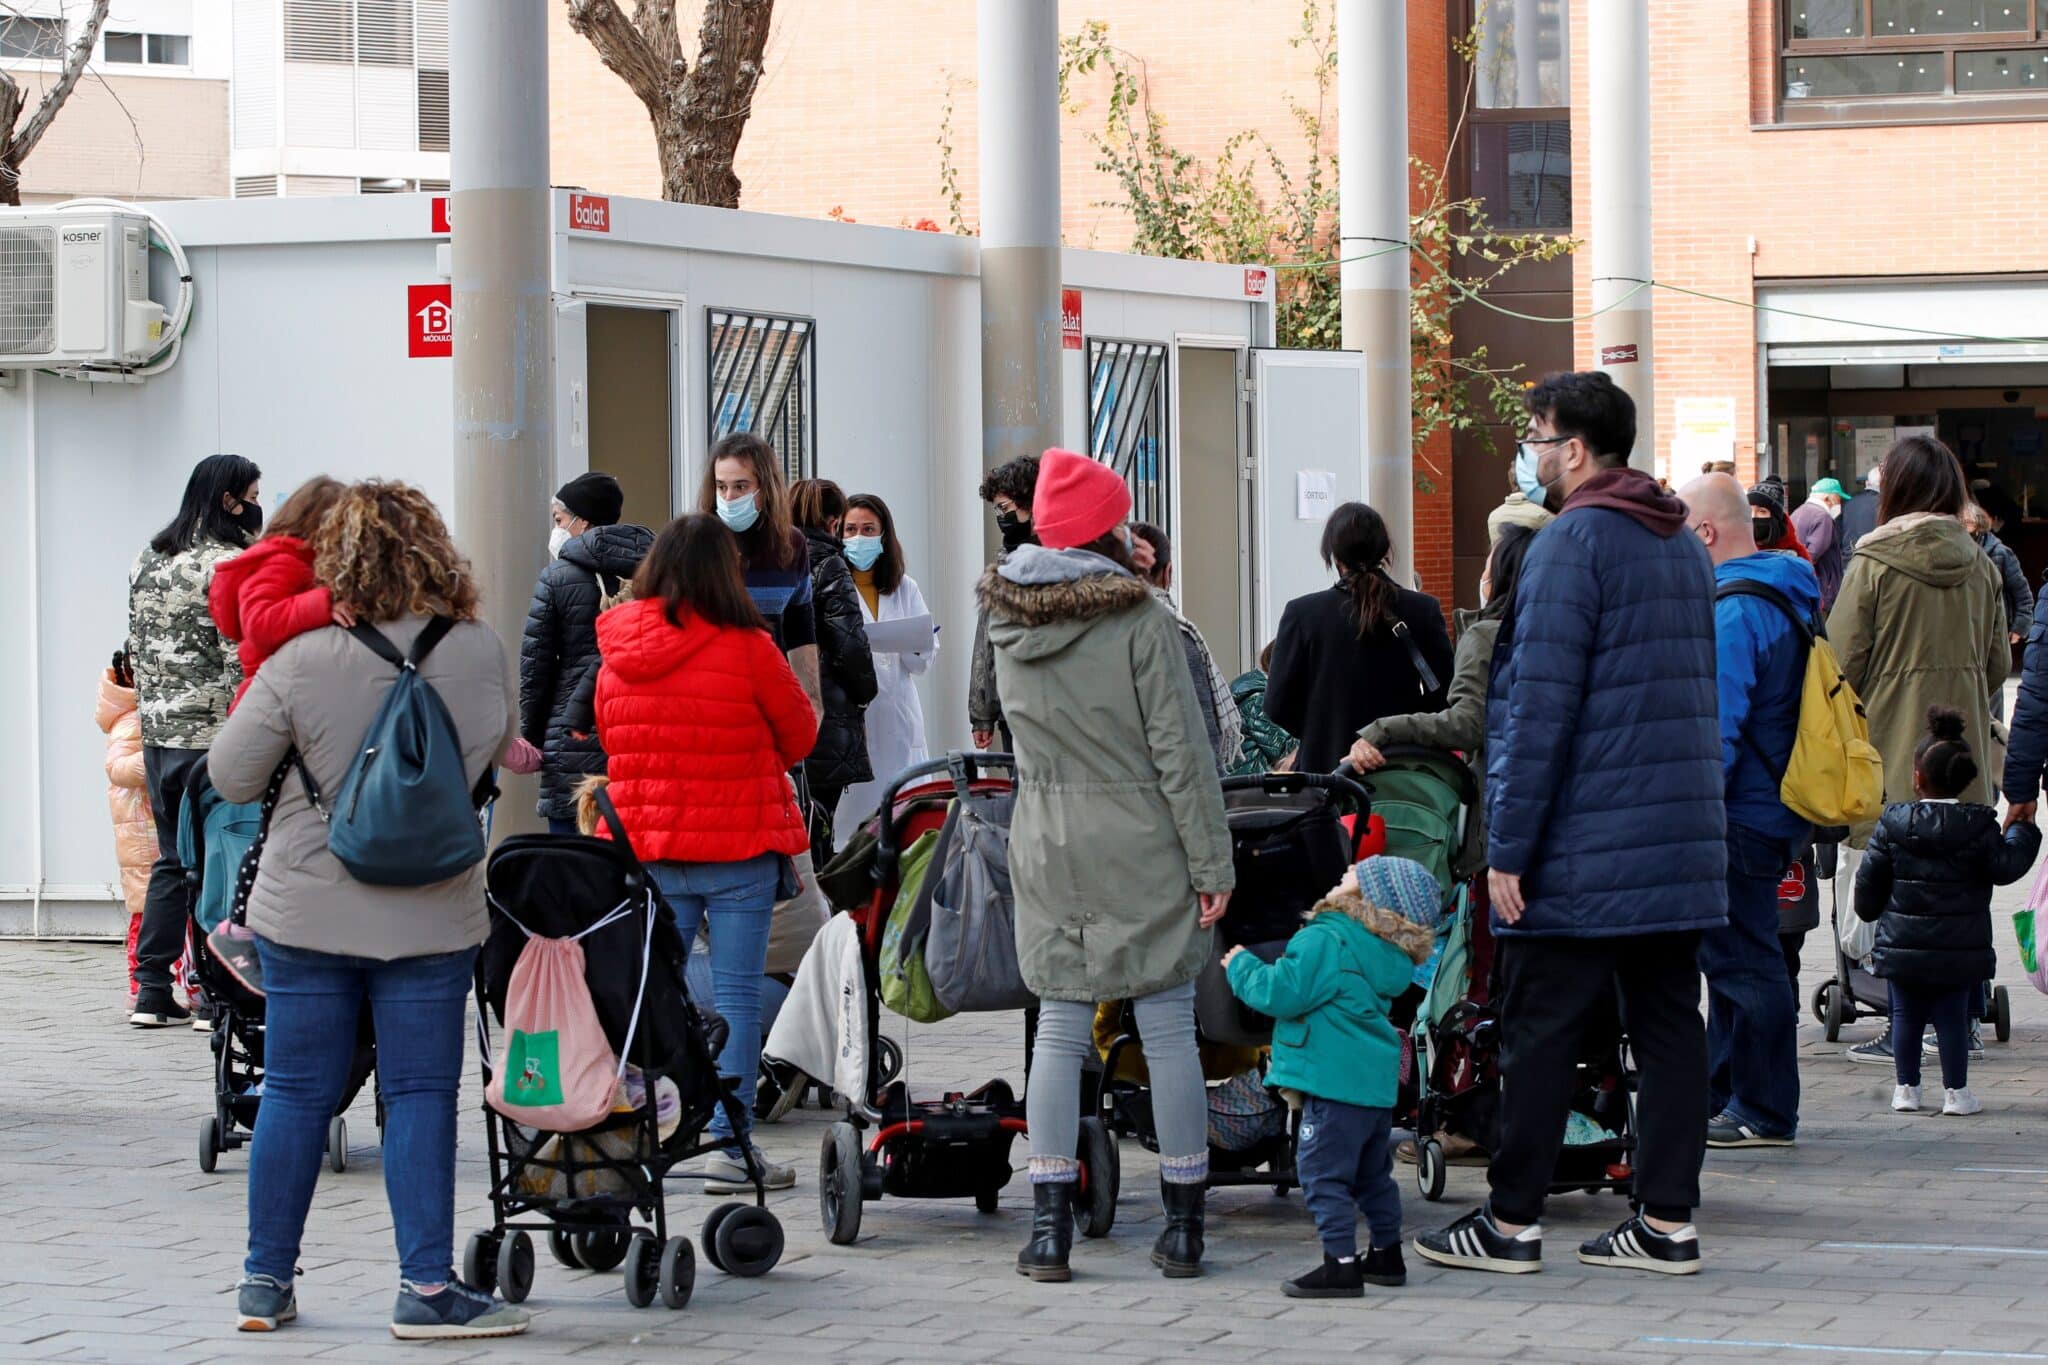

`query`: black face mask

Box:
[996,510,1031,551]
[232,499,263,537]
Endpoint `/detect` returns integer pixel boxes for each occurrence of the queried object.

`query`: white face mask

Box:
[549,526,571,559]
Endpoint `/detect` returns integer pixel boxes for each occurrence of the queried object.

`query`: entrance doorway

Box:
[1177,344,1251,676]
[585,304,677,527]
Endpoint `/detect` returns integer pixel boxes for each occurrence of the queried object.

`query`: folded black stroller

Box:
[470,789,784,1311]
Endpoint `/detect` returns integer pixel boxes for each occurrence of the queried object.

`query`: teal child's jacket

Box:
[1225,888,1433,1108]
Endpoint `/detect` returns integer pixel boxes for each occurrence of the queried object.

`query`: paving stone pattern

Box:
[4,878,2048,1363]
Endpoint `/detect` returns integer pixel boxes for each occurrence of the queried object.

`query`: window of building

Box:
[1779,1,2048,121]
[417,68,449,150]
[706,310,817,484]
[106,31,191,65]
[1466,0,1571,232]
[1085,338,1172,534]
[0,15,65,60]
[283,0,353,63]
[356,0,413,66]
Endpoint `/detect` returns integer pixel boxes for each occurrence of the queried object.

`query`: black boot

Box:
[1015,1181,1074,1282]
[1283,1253,1364,1299]
[1149,1178,1206,1278]
[1360,1241,1406,1286]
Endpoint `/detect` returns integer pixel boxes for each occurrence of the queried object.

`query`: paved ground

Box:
[6,877,2048,1364]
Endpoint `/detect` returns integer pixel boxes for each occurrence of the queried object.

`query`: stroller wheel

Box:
[1822,982,1849,1043]
[701,1202,745,1270]
[658,1236,696,1309]
[714,1206,783,1278]
[463,1230,500,1296]
[548,1228,584,1270]
[198,1117,220,1174]
[326,1116,348,1174]
[1416,1138,1447,1202]
[1994,986,2013,1042]
[496,1230,535,1304]
[820,1122,864,1246]
[575,1221,631,1273]
[975,1186,1001,1215]
[622,1233,659,1308]
[1076,1117,1118,1240]
[875,1035,904,1086]
[1809,981,1829,1027]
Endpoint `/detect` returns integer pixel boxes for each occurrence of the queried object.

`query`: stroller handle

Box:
[874,751,1018,864]
[1222,766,1372,809]
[1366,744,1481,809]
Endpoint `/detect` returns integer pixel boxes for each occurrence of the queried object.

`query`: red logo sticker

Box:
[431,196,450,234]
[1600,343,1640,365]
[1244,267,1270,298]
[569,193,611,233]
[409,284,452,358]
[1061,288,1082,350]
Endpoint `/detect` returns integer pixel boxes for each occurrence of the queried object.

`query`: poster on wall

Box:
[1852,426,1892,477]
[1671,397,1736,471]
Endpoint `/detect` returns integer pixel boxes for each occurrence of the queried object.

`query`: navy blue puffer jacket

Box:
[1485,469,1728,937]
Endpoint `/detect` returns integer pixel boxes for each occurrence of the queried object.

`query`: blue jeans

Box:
[245,939,475,1286]
[1701,826,1802,1136]
[649,856,778,1151]
[1296,1096,1401,1257]
[547,817,579,837]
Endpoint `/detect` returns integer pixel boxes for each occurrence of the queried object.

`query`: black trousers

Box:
[137,746,205,994]
[1779,930,1806,1000]
[1488,930,1708,1226]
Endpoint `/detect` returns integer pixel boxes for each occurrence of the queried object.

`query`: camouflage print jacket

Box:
[128,539,244,749]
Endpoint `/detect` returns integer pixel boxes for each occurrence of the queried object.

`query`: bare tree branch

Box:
[10,0,111,165]
[634,0,683,66]
[564,0,670,109]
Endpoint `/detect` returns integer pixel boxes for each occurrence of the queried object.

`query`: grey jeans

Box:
[1027,979,1207,1170]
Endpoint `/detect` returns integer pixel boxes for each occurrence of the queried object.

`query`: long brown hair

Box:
[633,513,769,632]
[313,481,480,623]
[265,476,345,542]
[789,478,847,532]
[701,432,798,569]
[1878,433,1968,525]
[845,492,906,595]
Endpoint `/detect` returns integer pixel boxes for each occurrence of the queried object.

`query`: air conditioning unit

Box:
[0,210,167,369]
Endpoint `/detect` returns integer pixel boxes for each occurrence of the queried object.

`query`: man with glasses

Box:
[1416,371,1725,1279]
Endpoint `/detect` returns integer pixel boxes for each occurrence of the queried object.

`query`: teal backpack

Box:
[176,764,264,935]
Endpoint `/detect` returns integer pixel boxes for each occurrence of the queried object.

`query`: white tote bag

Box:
[1835,844,1878,963]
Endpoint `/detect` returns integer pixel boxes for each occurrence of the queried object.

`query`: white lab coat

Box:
[835,574,936,832]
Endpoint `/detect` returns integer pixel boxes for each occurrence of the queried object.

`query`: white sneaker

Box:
[1942,1087,1983,1116]
[1891,1084,1921,1112]
[704,1146,796,1193]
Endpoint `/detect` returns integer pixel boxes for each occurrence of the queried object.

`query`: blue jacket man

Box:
[1685,472,1817,1150]
[2002,576,2048,816]
[1418,371,1723,1282]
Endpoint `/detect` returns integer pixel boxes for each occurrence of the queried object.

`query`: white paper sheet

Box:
[863,614,935,654]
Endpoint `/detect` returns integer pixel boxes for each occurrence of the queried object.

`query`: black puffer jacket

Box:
[519,524,656,819]
[799,526,879,790]
[1854,800,2040,988]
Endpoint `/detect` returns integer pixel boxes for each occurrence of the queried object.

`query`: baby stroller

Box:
[1812,842,2013,1043]
[1096,767,1372,1196]
[816,754,1119,1246]
[184,758,379,1175]
[469,789,784,1311]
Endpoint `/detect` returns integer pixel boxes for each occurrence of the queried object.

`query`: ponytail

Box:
[1321,501,1398,639]
[1913,705,1979,799]
[1339,568,1400,638]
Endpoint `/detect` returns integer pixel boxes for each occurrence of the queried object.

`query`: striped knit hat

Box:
[1355,855,1445,932]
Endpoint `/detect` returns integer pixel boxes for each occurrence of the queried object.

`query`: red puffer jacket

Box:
[595,596,818,865]
[208,535,332,710]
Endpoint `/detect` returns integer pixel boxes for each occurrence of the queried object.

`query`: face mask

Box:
[548,526,571,559]
[233,498,263,537]
[1513,444,1549,509]
[1827,500,1842,520]
[717,491,761,533]
[996,509,1030,551]
[843,535,884,572]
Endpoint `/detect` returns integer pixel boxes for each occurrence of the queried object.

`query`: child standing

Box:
[208,476,351,708]
[1855,706,2039,1116]
[96,650,154,1003]
[1225,854,1441,1297]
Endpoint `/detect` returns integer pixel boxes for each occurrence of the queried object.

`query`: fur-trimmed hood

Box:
[1309,887,1435,964]
[979,554,1155,663]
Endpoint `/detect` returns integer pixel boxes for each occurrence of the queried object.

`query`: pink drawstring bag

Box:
[486,898,651,1132]
[2016,859,2048,996]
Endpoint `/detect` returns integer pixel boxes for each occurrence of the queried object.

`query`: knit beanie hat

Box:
[1354,856,1444,932]
[1030,447,1132,551]
[556,472,625,527]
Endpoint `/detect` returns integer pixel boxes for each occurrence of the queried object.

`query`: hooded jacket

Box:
[1486,467,1727,937]
[1715,551,1822,843]
[1362,604,1502,880]
[94,670,153,918]
[1853,800,2040,988]
[208,535,332,711]
[519,523,656,820]
[981,546,1234,1003]
[1224,886,1428,1109]
[1226,669,1297,776]
[1828,514,2007,809]
[798,525,879,792]
[1979,529,2033,645]
[593,596,818,866]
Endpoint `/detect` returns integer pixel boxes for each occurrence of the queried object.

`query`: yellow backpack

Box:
[1715,580,1884,829]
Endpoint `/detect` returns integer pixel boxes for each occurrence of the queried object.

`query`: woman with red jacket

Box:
[594,513,818,1192]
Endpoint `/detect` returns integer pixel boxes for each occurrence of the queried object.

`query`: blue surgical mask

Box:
[844,535,884,571]
[1514,443,1550,509]
[716,492,761,533]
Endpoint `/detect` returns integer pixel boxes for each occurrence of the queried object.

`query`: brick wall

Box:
[1408,1,1454,603]
[15,77,227,203]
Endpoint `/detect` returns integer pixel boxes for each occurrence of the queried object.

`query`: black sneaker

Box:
[1413,1207,1542,1274]
[130,987,191,1028]
[1705,1111,1794,1148]
[1360,1242,1406,1287]
[389,1281,530,1341]
[1282,1253,1363,1299]
[1577,1214,1701,1275]
[1845,1031,1894,1064]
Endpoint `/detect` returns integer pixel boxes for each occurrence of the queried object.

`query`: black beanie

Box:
[557,473,624,527]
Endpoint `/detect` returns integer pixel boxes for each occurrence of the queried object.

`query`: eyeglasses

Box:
[1517,433,1572,461]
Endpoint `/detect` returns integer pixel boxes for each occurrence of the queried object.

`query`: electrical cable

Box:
[39,197,195,378]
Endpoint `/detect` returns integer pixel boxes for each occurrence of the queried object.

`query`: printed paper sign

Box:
[409,284,452,359]
[1296,469,1336,521]
[569,193,611,233]
[1061,288,1082,350]
[1671,397,1736,468]
[1853,426,1892,476]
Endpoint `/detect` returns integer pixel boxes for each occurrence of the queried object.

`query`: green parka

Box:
[981,548,1235,1004]
[1829,513,2008,811]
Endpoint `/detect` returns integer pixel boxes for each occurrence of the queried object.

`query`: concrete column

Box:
[976,0,1062,556]
[451,0,551,831]
[1338,0,1412,581]
[1589,0,1656,472]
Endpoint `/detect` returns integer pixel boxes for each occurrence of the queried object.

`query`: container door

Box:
[1248,348,1368,647]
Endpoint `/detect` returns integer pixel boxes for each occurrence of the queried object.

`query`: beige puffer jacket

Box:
[95,671,154,918]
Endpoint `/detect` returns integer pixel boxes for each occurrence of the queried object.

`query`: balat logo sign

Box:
[570,193,611,233]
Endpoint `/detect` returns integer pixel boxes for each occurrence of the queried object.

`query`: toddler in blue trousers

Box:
[1226,855,1442,1297]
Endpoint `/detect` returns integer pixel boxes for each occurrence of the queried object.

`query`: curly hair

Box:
[313,481,481,623]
